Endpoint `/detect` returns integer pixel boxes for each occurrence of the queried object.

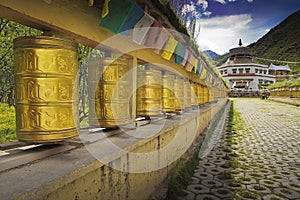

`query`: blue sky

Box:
[186,0,300,54]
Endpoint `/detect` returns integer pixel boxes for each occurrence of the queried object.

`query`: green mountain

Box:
[248,9,300,73]
[215,9,300,73]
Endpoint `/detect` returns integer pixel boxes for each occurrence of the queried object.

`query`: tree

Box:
[0,19,42,107]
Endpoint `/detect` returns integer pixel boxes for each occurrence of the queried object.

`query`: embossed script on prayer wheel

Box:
[88,58,130,128]
[137,66,162,116]
[191,83,198,107]
[184,81,192,109]
[174,76,184,111]
[197,85,204,105]
[162,73,175,113]
[203,86,209,103]
[13,36,79,142]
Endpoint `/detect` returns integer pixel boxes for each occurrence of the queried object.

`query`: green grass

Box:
[0,103,17,143]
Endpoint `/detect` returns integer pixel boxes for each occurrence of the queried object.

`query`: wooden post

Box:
[129,56,137,126]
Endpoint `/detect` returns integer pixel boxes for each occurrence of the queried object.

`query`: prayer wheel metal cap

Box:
[13,36,78,51]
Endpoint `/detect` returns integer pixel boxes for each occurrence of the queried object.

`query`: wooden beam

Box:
[0,0,206,85]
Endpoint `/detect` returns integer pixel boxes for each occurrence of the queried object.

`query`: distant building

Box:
[217,44,276,91]
[269,63,291,81]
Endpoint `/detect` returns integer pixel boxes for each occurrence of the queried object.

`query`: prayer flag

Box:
[181,50,189,66]
[89,0,94,7]
[153,28,169,54]
[200,67,207,80]
[102,0,110,17]
[196,61,202,76]
[174,43,186,64]
[132,13,155,45]
[185,54,193,72]
[193,58,198,74]
[119,3,144,35]
[100,0,134,33]
[144,20,161,47]
[161,36,178,60]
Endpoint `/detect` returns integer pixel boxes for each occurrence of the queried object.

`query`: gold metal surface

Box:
[197,85,204,105]
[14,36,79,142]
[291,87,300,98]
[162,73,175,113]
[203,86,209,103]
[183,81,191,108]
[137,66,162,116]
[88,58,131,128]
[191,83,198,107]
[174,76,184,111]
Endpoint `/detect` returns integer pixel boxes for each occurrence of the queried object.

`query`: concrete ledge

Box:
[0,98,228,200]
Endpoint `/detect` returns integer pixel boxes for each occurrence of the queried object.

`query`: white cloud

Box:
[203,11,212,17]
[248,0,254,2]
[215,0,226,4]
[196,14,266,54]
[197,0,209,10]
[182,3,196,14]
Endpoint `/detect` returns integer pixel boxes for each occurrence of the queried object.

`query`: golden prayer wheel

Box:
[209,87,213,102]
[14,36,79,143]
[197,85,204,105]
[137,66,162,116]
[88,58,131,128]
[174,76,185,111]
[162,72,175,113]
[191,83,198,107]
[291,87,300,98]
[203,86,209,103]
[183,81,192,109]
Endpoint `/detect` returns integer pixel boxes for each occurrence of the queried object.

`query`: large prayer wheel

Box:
[197,85,204,105]
[14,36,79,142]
[162,72,175,113]
[291,86,300,98]
[88,58,131,128]
[174,76,185,111]
[183,81,192,109]
[137,66,162,116]
[203,86,209,103]
[191,83,198,107]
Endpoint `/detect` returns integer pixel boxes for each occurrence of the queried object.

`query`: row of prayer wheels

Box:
[270,87,300,98]
[13,36,219,143]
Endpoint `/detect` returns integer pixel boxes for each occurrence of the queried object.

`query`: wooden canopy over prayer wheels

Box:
[191,83,198,107]
[162,72,175,113]
[13,36,79,142]
[174,76,185,111]
[88,57,131,128]
[137,66,162,117]
[183,80,192,109]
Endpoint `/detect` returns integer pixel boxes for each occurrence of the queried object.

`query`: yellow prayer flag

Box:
[200,68,207,80]
[88,0,94,6]
[161,36,178,60]
[102,0,111,18]
[193,58,198,74]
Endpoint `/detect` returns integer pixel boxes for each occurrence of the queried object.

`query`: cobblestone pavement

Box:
[180,99,300,200]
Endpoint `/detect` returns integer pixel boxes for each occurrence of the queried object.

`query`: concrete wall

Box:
[1,98,227,200]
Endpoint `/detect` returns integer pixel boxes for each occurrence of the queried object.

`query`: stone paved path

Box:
[180,98,300,200]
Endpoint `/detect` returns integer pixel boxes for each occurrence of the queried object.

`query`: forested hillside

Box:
[215,9,300,73]
[249,9,300,73]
